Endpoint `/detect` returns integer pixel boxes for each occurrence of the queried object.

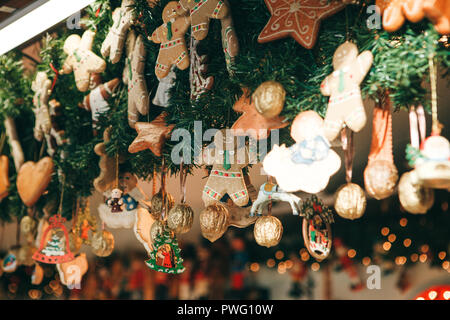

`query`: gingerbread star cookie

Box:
[258,0,346,49]
[128,112,174,157]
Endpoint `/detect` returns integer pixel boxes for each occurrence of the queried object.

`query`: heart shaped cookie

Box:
[0,155,10,201]
[17,157,54,207]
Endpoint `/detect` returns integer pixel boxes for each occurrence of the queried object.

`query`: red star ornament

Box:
[258,0,347,49]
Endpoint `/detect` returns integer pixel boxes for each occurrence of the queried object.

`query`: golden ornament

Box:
[253,215,283,248]
[252,81,285,118]
[364,160,398,200]
[200,203,230,242]
[150,190,175,219]
[167,203,194,234]
[335,183,366,220]
[150,219,165,243]
[398,171,434,214]
[91,230,115,257]
[20,216,37,236]
[68,230,83,254]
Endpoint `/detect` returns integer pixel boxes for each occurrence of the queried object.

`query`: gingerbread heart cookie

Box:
[17,157,54,207]
[0,155,10,201]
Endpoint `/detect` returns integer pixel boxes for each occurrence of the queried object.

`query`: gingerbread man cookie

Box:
[101,0,136,64]
[320,42,373,142]
[150,1,190,80]
[31,72,52,143]
[201,130,250,207]
[61,30,107,92]
[123,30,149,128]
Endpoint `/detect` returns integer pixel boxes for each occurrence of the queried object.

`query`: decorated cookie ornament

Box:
[253,215,283,248]
[0,155,10,201]
[61,30,107,92]
[123,30,150,128]
[56,253,88,289]
[101,0,136,64]
[258,0,346,49]
[17,157,54,207]
[201,130,250,207]
[250,182,302,217]
[376,0,426,32]
[231,88,288,140]
[320,42,373,142]
[150,1,190,80]
[263,110,341,194]
[31,72,52,143]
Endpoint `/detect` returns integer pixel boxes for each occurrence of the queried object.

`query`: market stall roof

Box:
[0,0,36,24]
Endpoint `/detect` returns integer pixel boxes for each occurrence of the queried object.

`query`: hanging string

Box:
[152,164,157,196]
[180,161,188,204]
[341,127,354,183]
[57,174,66,216]
[115,152,119,189]
[428,55,442,136]
[161,157,167,221]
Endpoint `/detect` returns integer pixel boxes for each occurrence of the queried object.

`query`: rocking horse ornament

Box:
[250,182,302,217]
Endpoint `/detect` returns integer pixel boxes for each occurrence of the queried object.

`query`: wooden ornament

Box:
[200,203,230,242]
[167,204,194,234]
[258,0,346,49]
[252,81,286,119]
[398,171,435,214]
[0,155,10,201]
[17,157,54,207]
[254,215,283,248]
[335,183,366,220]
[232,88,288,140]
[57,253,88,288]
[128,112,175,157]
[134,207,156,255]
[31,264,44,285]
[91,230,115,257]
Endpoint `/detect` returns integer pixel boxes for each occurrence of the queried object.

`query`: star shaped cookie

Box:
[258,0,346,49]
[128,112,174,157]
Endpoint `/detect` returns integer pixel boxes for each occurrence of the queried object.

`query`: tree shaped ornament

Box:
[101,0,136,64]
[123,30,150,128]
[320,42,373,142]
[150,1,190,80]
[145,228,185,274]
[258,0,347,49]
[61,30,107,92]
[32,214,74,264]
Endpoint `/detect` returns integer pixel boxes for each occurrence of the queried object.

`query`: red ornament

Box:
[415,285,450,300]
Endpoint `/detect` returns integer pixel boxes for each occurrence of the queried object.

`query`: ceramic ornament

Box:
[231,88,288,140]
[253,215,283,248]
[17,157,54,207]
[301,195,334,261]
[56,253,88,289]
[258,0,346,49]
[134,207,156,255]
[32,215,74,264]
[61,30,107,92]
[101,0,136,64]
[263,110,341,194]
[0,155,10,201]
[320,42,373,142]
[250,182,302,217]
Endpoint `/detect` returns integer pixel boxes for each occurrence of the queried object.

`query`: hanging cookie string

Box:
[180,161,188,204]
[341,127,354,183]
[428,55,442,136]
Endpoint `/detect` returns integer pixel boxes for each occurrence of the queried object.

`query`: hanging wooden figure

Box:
[301,196,334,261]
[32,214,74,264]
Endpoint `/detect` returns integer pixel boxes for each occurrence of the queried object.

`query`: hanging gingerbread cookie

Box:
[376,0,426,32]
[150,1,190,80]
[0,155,9,201]
[423,0,450,35]
[61,30,107,92]
[320,41,373,142]
[258,0,346,49]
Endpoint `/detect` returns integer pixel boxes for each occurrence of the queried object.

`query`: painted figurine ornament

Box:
[250,182,302,217]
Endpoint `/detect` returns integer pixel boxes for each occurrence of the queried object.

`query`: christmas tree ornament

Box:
[254,215,283,248]
[31,72,52,143]
[61,30,107,92]
[250,182,302,217]
[301,195,334,261]
[150,1,190,80]
[264,110,341,193]
[56,253,88,288]
[145,229,185,274]
[364,93,398,200]
[91,230,115,257]
[321,41,373,142]
[398,171,435,214]
[3,117,24,172]
[17,157,54,207]
[201,130,250,207]
[376,0,426,32]
[231,88,288,140]
[423,0,450,35]
[0,155,9,201]
[31,263,44,285]
[72,199,97,245]
[2,250,18,273]
[79,78,120,134]
[134,207,156,255]
[101,0,136,64]
[128,112,175,157]
[252,81,285,119]
[33,214,74,264]
[335,128,366,220]
[334,238,363,291]
[189,37,214,100]
[123,30,150,128]
[258,0,346,49]
[200,203,230,242]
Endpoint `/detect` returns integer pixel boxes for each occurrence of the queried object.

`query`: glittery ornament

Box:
[167,204,194,234]
[252,81,285,118]
[150,219,165,243]
[398,171,434,214]
[335,183,366,220]
[200,203,230,242]
[253,215,283,248]
[151,189,175,220]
